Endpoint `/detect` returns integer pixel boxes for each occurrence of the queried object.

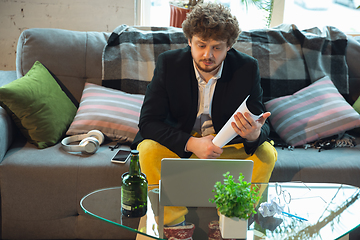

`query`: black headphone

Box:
[61,130,104,154]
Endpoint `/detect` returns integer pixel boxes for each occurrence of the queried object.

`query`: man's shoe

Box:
[163,222,195,240]
[208,221,236,240]
[208,220,222,240]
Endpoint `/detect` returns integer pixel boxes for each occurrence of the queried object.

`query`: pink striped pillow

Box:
[66,83,144,143]
[265,76,360,146]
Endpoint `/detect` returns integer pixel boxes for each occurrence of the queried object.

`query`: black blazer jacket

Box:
[132,46,269,158]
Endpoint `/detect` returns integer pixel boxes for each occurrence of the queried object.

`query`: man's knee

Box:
[137,139,178,158]
[255,141,278,167]
[137,139,162,154]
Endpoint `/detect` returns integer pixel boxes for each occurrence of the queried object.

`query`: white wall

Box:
[0,0,136,70]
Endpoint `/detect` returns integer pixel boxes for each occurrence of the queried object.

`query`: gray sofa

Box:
[0,26,359,239]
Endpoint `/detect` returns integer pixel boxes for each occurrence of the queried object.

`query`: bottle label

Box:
[122,188,136,209]
[122,203,132,211]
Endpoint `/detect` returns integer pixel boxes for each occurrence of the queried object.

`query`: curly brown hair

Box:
[182,2,241,47]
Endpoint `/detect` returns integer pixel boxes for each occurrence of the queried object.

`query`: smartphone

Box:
[111,149,131,164]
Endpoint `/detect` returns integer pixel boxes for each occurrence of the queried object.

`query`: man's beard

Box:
[194,59,219,73]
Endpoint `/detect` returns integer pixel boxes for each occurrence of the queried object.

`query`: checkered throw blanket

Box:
[102,24,349,101]
[102,25,187,94]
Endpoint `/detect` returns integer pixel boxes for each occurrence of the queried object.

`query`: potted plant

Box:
[169,1,203,28]
[209,172,261,239]
[170,0,203,9]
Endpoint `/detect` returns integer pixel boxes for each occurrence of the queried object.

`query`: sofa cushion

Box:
[0,61,77,148]
[66,83,144,143]
[16,28,111,102]
[0,138,133,239]
[270,141,360,187]
[265,76,360,146]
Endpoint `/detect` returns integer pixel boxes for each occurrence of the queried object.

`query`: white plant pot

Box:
[219,213,248,239]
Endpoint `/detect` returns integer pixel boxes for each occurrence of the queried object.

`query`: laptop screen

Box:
[159,158,254,207]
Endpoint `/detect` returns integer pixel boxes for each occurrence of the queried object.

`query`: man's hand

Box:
[231,112,271,142]
[186,135,223,159]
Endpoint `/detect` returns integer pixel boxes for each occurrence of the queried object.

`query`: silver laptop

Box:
[159,158,254,207]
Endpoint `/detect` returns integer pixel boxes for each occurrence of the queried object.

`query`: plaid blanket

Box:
[102,25,187,94]
[235,24,349,102]
[102,24,349,101]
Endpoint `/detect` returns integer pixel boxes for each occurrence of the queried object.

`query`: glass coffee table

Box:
[80,182,360,240]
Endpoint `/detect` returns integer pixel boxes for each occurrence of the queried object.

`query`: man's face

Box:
[188,35,230,75]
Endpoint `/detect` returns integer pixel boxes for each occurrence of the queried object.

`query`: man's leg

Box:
[218,141,278,184]
[137,139,188,226]
[137,139,277,224]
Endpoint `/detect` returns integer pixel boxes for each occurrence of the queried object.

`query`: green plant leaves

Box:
[209,172,261,220]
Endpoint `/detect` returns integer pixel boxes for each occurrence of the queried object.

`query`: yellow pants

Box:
[137,139,277,225]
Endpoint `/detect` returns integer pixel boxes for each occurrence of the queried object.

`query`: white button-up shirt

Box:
[192,61,224,136]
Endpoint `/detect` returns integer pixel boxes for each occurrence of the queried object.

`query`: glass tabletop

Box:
[80,182,360,240]
[81,185,162,239]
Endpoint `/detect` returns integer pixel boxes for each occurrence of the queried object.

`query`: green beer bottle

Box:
[121,150,148,217]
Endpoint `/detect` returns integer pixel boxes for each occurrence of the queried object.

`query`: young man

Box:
[132,2,277,230]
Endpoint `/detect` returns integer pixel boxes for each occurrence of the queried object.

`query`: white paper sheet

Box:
[212,95,263,148]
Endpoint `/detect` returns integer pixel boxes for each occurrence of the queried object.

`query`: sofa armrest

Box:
[0,106,13,162]
[0,70,18,162]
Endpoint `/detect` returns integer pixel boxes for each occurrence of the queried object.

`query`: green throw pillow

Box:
[352,95,360,134]
[0,61,77,148]
[353,95,360,114]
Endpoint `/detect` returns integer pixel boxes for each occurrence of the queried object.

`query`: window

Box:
[283,0,360,33]
[139,0,359,34]
[141,0,278,30]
